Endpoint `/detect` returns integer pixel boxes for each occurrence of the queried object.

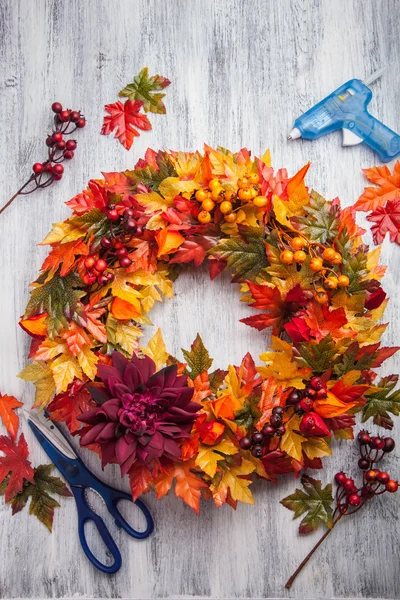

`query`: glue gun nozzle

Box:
[288,127,301,141]
[288,134,293,141]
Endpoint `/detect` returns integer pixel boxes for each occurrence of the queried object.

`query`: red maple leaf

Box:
[0,434,35,502]
[0,394,23,440]
[262,450,295,482]
[47,381,96,434]
[169,236,213,267]
[303,302,355,342]
[367,198,400,245]
[284,317,311,342]
[101,100,152,150]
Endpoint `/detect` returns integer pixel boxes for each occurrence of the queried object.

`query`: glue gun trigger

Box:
[342,128,363,147]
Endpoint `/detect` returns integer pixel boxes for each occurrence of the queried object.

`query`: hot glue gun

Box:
[288,69,400,162]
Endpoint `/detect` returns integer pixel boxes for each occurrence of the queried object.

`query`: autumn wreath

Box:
[18,146,398,514]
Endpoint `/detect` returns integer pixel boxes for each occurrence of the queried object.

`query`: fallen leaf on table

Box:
[101,100,151,150]
[119,67,171,114]
[0,394,23,439]
[355,162,400,212]
[280,474,333,534]
[366,198,400,245]
[0,434,35,502]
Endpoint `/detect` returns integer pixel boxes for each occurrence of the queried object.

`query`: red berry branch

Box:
[0,102,86,216]
[283,430,398,589]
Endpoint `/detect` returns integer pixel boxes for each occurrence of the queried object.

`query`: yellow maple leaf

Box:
[170,151,204,179]
[302,437,331,460]
[211,458,255,506]
[195,438,238,478]
[18,361,56,410]
[331,290,366,315]
[32,338,68,361]
[146,213,168,230]
[134,191,173,213]
[141,328,168,370]
[258,337,311,389]
[260,149,271,167]
[158,177,198,199]
[40,221,85,245]
[18,360,52,382]
[106,314,142,357]
[366,247,387,280]
[50,354,83,393]
[280,414,306,461]
[77,345,98,380]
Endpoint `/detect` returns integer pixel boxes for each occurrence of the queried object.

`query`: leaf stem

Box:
[284,513,343,589]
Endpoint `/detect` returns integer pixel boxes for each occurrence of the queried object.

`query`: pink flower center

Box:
[118,391,164,435]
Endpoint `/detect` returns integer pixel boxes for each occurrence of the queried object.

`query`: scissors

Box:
[25,410,154,575]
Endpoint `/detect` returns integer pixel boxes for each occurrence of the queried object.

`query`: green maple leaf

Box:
[234,395,261,429]
[209,368,228,392]
[128,151,177,192]
[298,335,338,373]
[69,208,108,241]
[362,375,400,430]
[119,67,171,114]
[297,191,339,243]
[209,226,268,282]
[24,270,86,338]
[341,249,372,294]
[280,474,333,534]
[333,342,376,377]
[182,334,213,380]
[1,464,72,532]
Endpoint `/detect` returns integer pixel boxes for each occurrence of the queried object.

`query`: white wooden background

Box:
[1,0,399,598]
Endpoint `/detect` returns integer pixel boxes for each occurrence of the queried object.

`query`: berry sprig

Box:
[0,102,86,216]
[195,173,267,224]
[284,430,397,589]
[239,405,286,457]
[81,206,146,287]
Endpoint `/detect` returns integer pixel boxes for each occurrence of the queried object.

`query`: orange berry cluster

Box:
[279,236,350,304]
[195,173,268,224]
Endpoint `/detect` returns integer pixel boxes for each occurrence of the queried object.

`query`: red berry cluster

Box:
[0,102,86,216]
[239,406,286,458]
[82,207,146,287]
[334,430,397,512]
[287,376,327,413]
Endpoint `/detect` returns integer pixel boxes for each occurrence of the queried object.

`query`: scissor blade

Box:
[24,410,77,461]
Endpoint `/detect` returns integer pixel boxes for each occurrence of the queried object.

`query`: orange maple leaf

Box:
[62,322,92,357]
[303,302,356,342]
[153,459,207,514]
[354,162,400,212]
[41,240,88,277]
[0,394,23,439]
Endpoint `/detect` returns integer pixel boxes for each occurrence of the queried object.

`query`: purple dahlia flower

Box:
[77,351,201,476]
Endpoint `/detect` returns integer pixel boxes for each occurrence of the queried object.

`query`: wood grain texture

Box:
[0,0,399,598]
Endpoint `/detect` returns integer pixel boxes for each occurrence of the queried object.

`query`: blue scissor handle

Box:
[72,485,122,575]
[102,487,154,539]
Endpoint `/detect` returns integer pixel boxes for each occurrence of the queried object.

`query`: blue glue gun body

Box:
[291,79,400,162]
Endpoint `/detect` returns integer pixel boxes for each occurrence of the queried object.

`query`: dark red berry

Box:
[270,414,282,428]
[53,164,64,175]
[85,271,97,285]
[106,272,115,282]
[358,458,370,470]
[377,472,390,485]
[315,388,327,400]
[64,150,74,159]
[365,469,378,482]
[45,162,53,172]
[335,471,346,484]
[95,259,107,272]
[32,163,44,174]
[251,445,263,458]
[51,102,62,113]
[52,132,63,143]
[84,256,96,269]
[287,390,302,405]
[348,493,361,506]
[66,139,77,151]
[135,226,144,237]
[310,376,324,390]
[357,430,371,445]
[252,432,264,445]
[304,387,317,399]
[261,424,275,438]
[370,436,385,450]
[294,402,304,415]
[299,397,313,412]
[239,436,252,450]
[125,219,137,231]
[60,110,71,122]
[116,247,128,257]
[272,406,284,415]
[100,237,112,249]
[46,136,54,147]
[123,208,135,219]
[69,111,80,123]
[386,480,399,493]
[275,425,286,437]
[383,437,395,453]
[54,173,63,181]
[107,209,119,221]
[119,257,132,268]
[343,478,356,491]
[76,118,86,128]
[57,140,66,150]
[97,274,109,286]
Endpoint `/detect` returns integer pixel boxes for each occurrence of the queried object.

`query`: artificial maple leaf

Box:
[169,236,215,267]
[280,414,307,462]
[303,302,355,342]
[18,361,56,410]
[0,394,23,439]
[188,371,212,404]
[355,162,400,212]
[5,464,72,531]
[0,434,35,502]
[155,227,185,257]
[61,322,92,357]
[265,243,314,295]
[208,368,228,392]
[73,303,107,344]
[210,458,255,506]
[262,450,295,482]
[367,198,400,245]
[280,474,333,534]
[50,354,83,394]
[297,191,340,243]
[258,336,311,390]
[128,461,155,500]
[140,328,169,370]
[19,313,48,338]
[182,334,213,380]
[129,150,177,192]
[41,240,88,277]
[119,67,171,114]
[284,317,312,342]
[301,437,331,461]
[234,352,262,389]
[362,375,400,429]
[106,314,142,357]
[47,382,95,433]
[325,414,356,439]
[153,459,207,514]
[195,438,238,478]
[256,377,286,431]
[101,100,151,150]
